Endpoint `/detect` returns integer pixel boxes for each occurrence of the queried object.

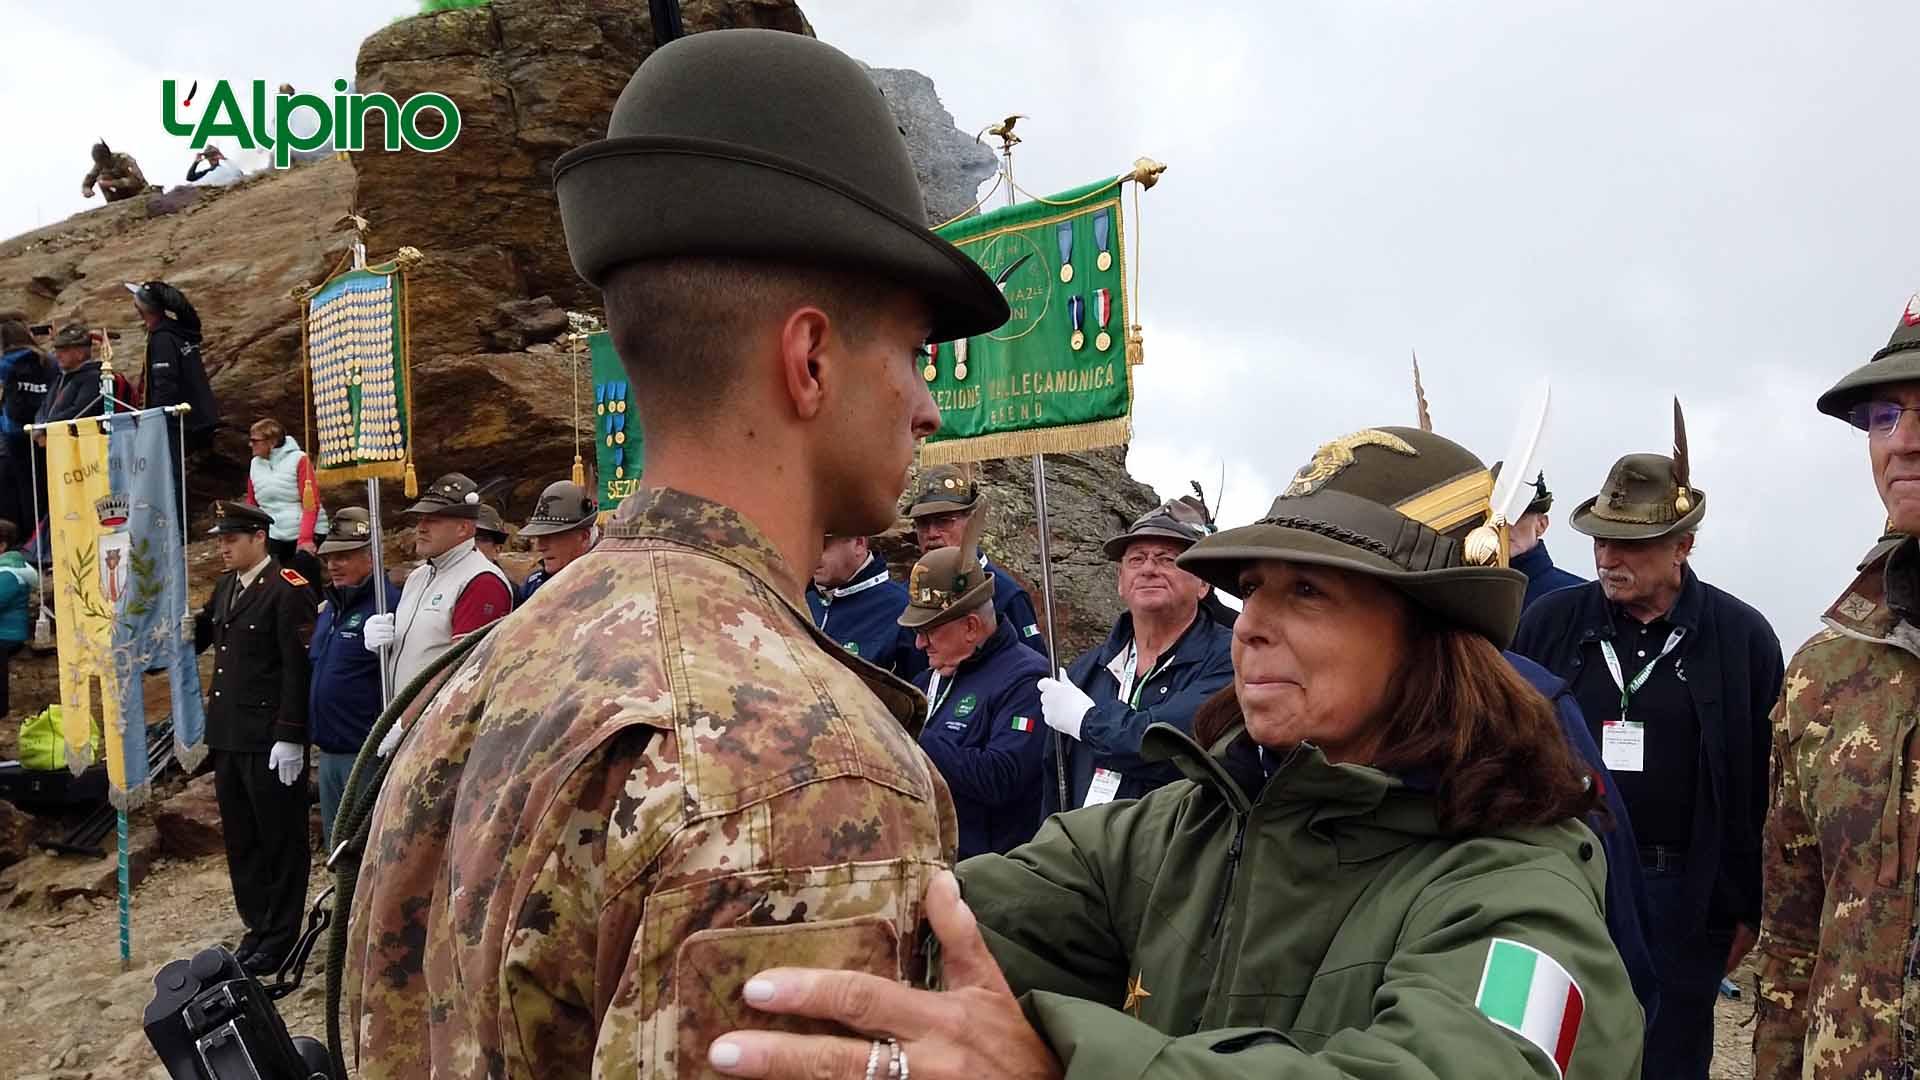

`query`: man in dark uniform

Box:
[1039,496,1233,813]
[807,532,923,677]
[192,500,319,975]
[1508,470,1587,608]
[1513,403,1783,1080]
[908,465,1045,655]
[898,502,1049,859]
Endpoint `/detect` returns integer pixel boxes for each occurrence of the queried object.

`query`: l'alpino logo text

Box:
[163,79,460,169]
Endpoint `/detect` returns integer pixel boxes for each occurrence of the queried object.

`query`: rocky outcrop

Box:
[152,771,223,860]
[0,798,31,870]
[352,0,814,361]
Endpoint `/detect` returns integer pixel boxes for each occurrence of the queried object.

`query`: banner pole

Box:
[99,336,131,971]
[994,127,1070,809]
[369,478,392,708]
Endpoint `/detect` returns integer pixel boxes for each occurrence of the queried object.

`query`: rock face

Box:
[0,798,31,870]
[864,66,1000,224]
[352,0,814,362]
[152,771,223,860]
[0,163,357,499]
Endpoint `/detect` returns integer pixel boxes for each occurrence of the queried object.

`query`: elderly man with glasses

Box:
[1752,294,1920,1080]
[1037,496,1235,813]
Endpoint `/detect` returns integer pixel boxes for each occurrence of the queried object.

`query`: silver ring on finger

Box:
[895,1041,911,1080]
[865,1038,886,1080]
[886,1037,908,1080]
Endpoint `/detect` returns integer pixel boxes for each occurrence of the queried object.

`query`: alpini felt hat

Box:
[1818,292,1920,422]
[553,29,1008,344]
[1177,427,1527,648]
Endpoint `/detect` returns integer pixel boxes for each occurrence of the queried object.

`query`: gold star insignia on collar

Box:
[1123,972,1151,1017]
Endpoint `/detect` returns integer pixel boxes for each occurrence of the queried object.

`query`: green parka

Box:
[958,724,1644,1079]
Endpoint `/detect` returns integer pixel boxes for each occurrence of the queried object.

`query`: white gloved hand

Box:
[375,720,406,759]
[267,741,304,787]
[1037,667,1095,740]
[362,612,395,651]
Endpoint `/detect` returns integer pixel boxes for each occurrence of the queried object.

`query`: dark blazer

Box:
[1512,565,1784,932]
[913,618,1050,858]
[194,558,318,751]
[1046,609,1235,814]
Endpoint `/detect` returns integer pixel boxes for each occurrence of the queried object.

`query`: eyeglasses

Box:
[1848,401,1920,438]
[1122,551,1182,571]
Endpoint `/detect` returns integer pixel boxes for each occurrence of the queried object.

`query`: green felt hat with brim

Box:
[899,493,995,631]
[1176,426,1526,648]
[1817,293,1920,422]
[554,29,1008,344]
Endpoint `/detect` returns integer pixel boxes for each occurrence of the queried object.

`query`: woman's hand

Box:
[297,539,317,555]
[708,871,1063,1080]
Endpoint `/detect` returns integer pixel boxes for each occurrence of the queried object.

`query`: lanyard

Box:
[926,672,954,718]
[1599,628,1685,722]
[1112,642,1173,709]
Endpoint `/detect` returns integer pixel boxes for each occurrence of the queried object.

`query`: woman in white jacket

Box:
[244,418,328,586]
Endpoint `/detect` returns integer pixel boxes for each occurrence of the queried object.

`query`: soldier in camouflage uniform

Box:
[80,140,149,202]
[342,28,1007,1079]
[1753,293,1920,1079]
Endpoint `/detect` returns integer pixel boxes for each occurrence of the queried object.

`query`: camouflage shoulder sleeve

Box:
[1751,639,1826,1079]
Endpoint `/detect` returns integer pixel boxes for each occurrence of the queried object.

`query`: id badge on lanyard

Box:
[1084,644,1168,807]
[1597,628,1684,773]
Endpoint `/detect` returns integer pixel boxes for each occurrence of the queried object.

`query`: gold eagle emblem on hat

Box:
[1282,429,1419,498]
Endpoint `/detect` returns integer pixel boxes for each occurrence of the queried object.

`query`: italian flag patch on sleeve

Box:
[1474,938,1584,1078]
[1011,716,1034,732]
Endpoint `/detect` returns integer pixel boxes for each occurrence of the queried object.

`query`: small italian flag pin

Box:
[1011,716,1035,732]
[1474,938,1584,1078]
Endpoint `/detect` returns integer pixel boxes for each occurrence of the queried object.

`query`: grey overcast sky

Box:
[3,0,1915,642]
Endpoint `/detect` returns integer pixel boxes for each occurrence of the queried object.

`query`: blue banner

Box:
[106,410,207,800]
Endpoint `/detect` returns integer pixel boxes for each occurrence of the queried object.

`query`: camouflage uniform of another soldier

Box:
[81,141,149,202]
[1754,297,1920,1079]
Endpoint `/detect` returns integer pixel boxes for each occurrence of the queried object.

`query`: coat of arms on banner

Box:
[96,493,131,606]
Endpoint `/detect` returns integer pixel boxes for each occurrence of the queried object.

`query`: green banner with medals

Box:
[303,265,413,484]
[923,176,1135,464]
[588,330,642,510]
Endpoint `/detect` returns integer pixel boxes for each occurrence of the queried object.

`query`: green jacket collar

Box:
[1140,721,1439,840]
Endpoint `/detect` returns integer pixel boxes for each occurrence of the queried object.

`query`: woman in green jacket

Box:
[706,427,1644,1080]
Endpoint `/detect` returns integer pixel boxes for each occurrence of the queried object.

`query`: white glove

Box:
[267,741,304,786]
[362,612,395,651]
[1037,667,1095,740]
[376,719,406,759]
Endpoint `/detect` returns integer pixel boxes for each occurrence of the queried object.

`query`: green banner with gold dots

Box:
[923,176,1135,464]
[589,331,643,510]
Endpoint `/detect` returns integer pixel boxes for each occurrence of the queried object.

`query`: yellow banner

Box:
[45,422,122,783]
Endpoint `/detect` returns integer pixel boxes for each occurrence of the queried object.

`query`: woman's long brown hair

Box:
[1193,610,1603,835]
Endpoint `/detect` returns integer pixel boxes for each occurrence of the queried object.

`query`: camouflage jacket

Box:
[1754,542,1920,1079]
[345,487,957,1079]
[82,152,147,196]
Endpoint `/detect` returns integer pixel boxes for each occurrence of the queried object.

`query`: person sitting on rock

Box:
[81,141,150,202]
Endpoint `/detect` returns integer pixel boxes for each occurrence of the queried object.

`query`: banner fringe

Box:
[316,461,407,486]
[920,416,1132,466]
[174,741,208,774]
[109,783,150,814]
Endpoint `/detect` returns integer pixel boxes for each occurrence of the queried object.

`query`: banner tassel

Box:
[571,454,586,488]
[1126,325,1145,367]
[404,460,418,499]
